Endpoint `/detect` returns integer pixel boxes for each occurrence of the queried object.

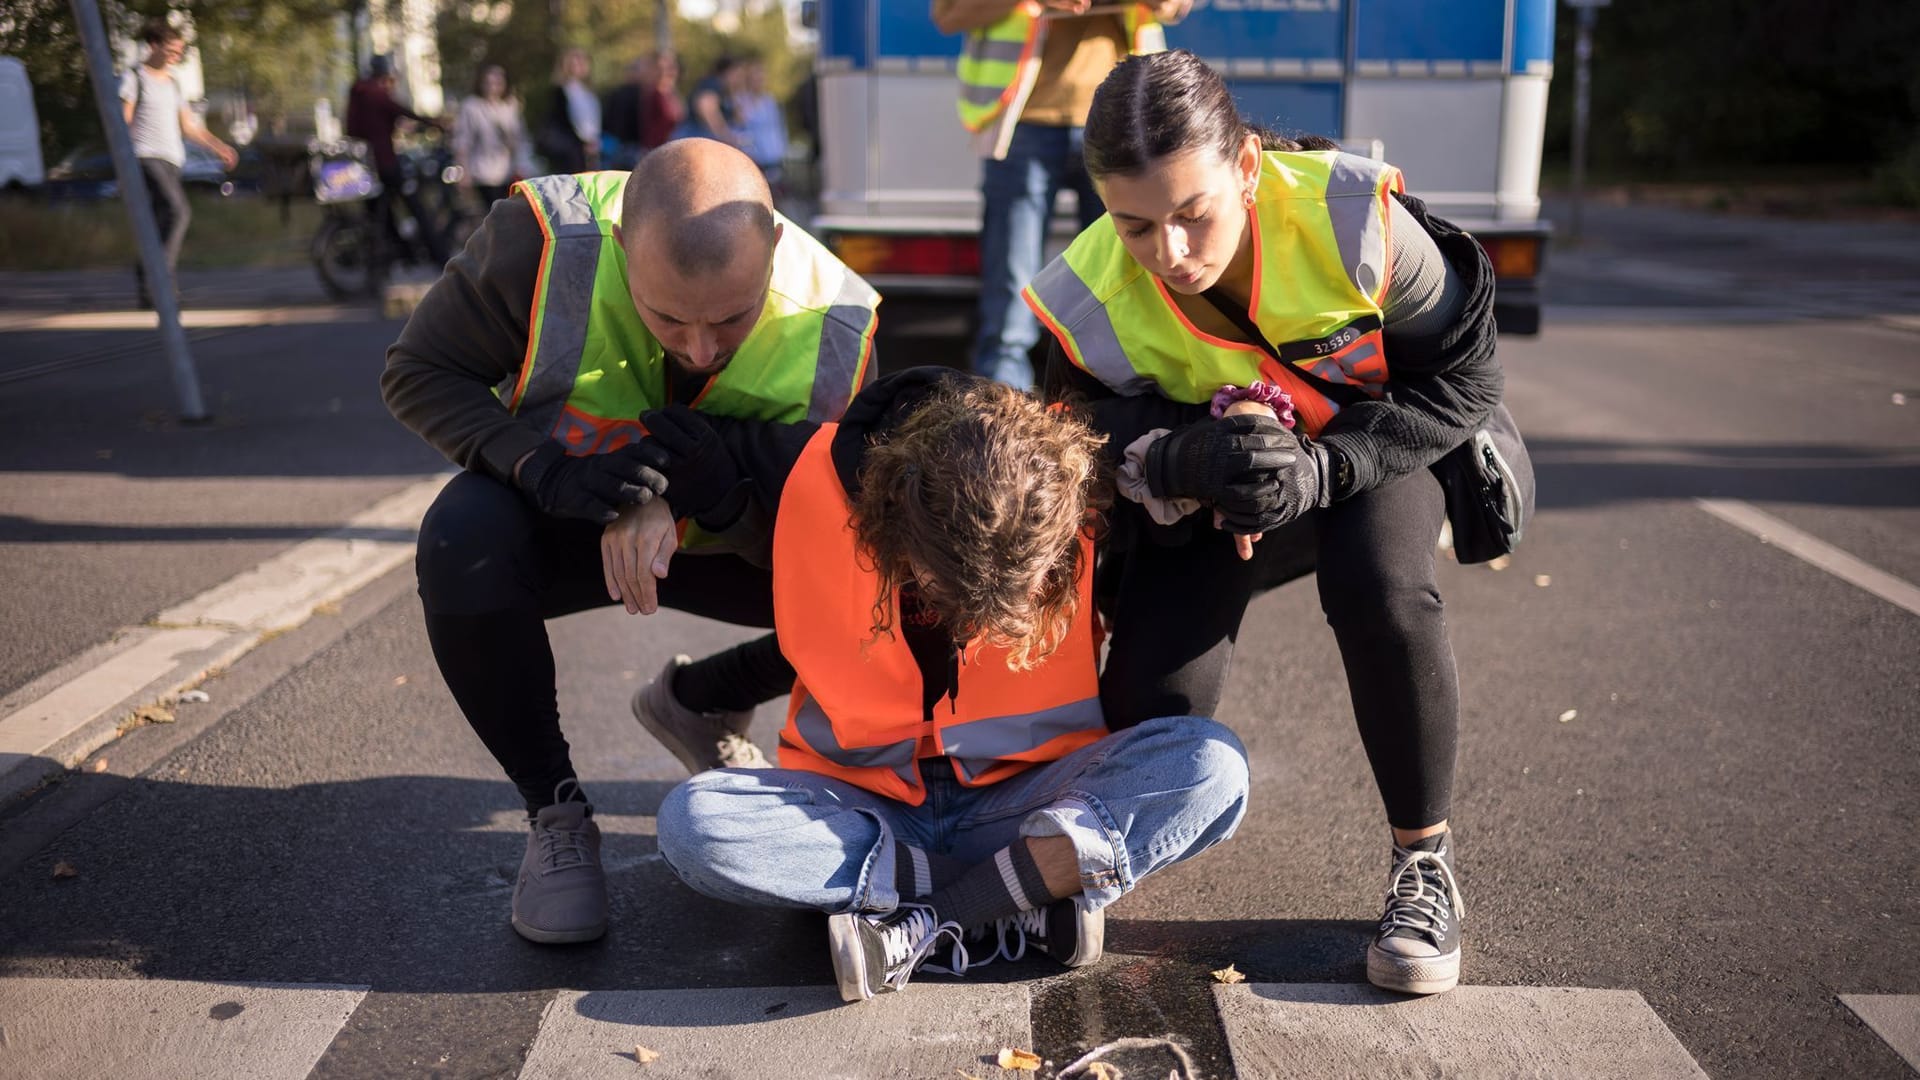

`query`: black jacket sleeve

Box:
[1315,194,1504,496]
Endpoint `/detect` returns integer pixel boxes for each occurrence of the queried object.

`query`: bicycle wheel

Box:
[311,214,379,300]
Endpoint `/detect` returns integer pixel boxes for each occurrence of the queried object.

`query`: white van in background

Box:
[0,57,45,189]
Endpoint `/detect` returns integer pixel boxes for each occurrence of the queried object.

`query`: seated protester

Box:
[652,369,1250,1001]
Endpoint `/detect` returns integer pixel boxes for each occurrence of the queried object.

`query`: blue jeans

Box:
[972,123,1106,391]
[656,716,1248,919]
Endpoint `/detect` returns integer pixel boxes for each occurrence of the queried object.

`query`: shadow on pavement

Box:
[1529,436,1920,510]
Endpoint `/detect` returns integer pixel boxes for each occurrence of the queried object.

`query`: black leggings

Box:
[1098,467,1458,830]
[416,472,795,811]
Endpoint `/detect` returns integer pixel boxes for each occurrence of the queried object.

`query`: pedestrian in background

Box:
[540,47,599,172]
[1028,50,1512,997]
[638,51,684,155]
[600,57,650,170]
[453,64,531,208]
[346,54,449,267]
[119,17,237,309]
[736,58,788,189]
[677,55,745,147]
[933,0,1186,391]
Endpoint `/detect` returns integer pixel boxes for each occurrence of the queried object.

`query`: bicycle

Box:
[309,136,480,300]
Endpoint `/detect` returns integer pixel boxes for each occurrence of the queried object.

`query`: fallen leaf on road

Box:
[998,1047,1042,1071]
[134,704,175,725]
[1534,574,1551,587]
[52,861,78,880]
[1558,709,1577,723]
[313,600,342,617]
[1486,555,1512,571]
[91,759,108,773]
[1211,963,1246,984]
[392,676,409,686]
[1085,1062,1123,1079]
[633,1044,660,1065]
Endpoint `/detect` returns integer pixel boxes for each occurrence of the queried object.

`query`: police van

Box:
[807,0,1554,333]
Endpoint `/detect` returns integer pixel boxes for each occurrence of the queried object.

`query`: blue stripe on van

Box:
[1511,0,1557,72]
[1166,8,1345,62]
[1354,0,1503,63]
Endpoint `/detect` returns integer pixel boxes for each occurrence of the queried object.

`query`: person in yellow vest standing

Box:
[935,0,1186,391]
[651,368,1249,1001]
[1024,52,1524,995]
[382,139,880,945]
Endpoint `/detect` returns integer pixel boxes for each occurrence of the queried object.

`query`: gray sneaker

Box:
[1367,832,1464,995]
[632,654,769,774]
[511,781,607,944]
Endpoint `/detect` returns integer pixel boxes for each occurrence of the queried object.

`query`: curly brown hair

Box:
[850,379,1109,670]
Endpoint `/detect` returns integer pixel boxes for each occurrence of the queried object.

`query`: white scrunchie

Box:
[1116,429,1203,526]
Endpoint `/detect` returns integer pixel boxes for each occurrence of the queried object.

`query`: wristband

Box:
[1209,382,1296,428]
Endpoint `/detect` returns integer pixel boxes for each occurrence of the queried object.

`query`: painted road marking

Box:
[0,475,448,796]
[1841,995,1920,1072]
[518,985,1033,1079]
[0,978,367,1080]
[1696,498,1920,618]
[1215,984,1708,1079]
[0,307,380,332]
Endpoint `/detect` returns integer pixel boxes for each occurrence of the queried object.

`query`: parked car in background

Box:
[42,141,262,201]
[0,57,44,189]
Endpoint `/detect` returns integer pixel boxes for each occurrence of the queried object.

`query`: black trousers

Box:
[416,472,794,811]
[133,158,190,300]
[1098,467,1459,830]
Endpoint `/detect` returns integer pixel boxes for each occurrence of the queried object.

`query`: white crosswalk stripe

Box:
[0,978,367,1080]
[1841,995,1920,1073]
[517,984,1032,1079]
[1213,984,1710,1079]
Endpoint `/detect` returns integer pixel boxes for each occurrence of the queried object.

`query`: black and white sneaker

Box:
[1367,832,1465,995]
[826,903,966,1002]
[968,899,1106,969]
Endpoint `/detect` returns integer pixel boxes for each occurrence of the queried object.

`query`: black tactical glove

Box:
[1215,426,1335,534]
[639,404,746,522]
[1144,412,1298,509]
[515,440,670,523]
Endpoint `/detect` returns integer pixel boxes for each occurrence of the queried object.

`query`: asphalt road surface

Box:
[0,202,1915,1079]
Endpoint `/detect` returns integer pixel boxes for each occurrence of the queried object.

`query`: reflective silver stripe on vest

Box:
[1029,258,1159,396]
[944,696,1103,783]
[810,271,879,422]
[965,36,1029,66]
[1325,155,1393,301]
[961,81,1008,107]
[794,695,918,769]
[515,175,603,436]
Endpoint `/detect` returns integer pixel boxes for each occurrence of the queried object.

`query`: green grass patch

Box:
[0,194,325,271]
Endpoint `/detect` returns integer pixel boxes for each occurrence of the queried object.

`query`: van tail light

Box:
[831,234,982,277]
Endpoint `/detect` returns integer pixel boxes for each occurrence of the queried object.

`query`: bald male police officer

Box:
[382,140,879,945]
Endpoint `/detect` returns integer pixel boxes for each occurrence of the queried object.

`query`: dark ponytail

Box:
[1083,50,1337,180]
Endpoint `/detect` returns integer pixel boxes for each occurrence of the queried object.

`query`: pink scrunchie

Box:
[1209,382,1297,428]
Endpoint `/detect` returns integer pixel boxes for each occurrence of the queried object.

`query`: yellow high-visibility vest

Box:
[1023,151,1404,436]
[505,171,880,545]
[955,3,1165,134]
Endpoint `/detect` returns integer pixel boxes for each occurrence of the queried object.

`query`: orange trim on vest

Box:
[772,424,1105,806]
[507,184,557,413]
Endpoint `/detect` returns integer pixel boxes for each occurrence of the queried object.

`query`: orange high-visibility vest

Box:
[772,424,1106,806]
